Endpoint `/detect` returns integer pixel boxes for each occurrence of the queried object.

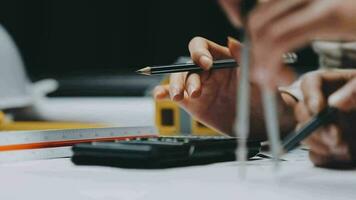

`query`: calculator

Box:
[71,136,261,169]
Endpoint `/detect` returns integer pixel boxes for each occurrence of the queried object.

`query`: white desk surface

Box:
[35,97,155,126]
[1,97,355,200]
[0,150,355,200]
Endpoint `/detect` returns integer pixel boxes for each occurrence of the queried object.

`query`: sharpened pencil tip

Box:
[136,67,151,76]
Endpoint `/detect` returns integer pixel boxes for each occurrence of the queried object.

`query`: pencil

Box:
[282,106,338,152]
[136,53,298,76]
[136,59,237,75]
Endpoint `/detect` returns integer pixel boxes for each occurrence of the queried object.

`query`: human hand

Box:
[153,37,296,139]
[295,70,356,168]
[248,0,356,86]
[218,0,243,27]
[153,37,240,135]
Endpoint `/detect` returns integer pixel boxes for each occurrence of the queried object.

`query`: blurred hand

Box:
[218,0,243,27]
[295,70,356,168]
[247,0,356,86]
[154,37,240,135]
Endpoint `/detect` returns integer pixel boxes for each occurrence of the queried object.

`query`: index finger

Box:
[301,72,326,115]
[301,70,356,114]
[329,78,356,111]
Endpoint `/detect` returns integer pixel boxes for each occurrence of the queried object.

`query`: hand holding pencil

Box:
[151,36,296,140]
[293,70,356,168]
[153,37,241,135]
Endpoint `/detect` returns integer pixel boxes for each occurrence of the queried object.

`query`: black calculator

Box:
[71,136,261,169]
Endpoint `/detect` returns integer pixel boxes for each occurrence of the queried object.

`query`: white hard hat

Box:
[0,24,57,110]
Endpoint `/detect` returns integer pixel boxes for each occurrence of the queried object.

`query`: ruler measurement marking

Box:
[0,126,157,151]
[0,126,156,146]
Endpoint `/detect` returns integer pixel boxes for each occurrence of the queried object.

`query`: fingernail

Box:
[199,56,213,69]
[154,88,164,98]
[188,85,200,98]
[328,93,344,108]
[227,36,238,45]
[170,87,180,101]
[154,92,160,99]
[156,92,166,100]
[188,85,195,97]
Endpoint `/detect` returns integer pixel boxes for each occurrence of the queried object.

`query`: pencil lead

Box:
[136,67,151,75]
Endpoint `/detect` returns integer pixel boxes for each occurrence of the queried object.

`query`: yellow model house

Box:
[154,78,219,136]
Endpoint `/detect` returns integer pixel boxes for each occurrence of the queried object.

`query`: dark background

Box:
[0,0,317,96]
[0,0,240,79]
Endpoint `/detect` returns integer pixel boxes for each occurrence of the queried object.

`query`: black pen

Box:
[282,106,338,152]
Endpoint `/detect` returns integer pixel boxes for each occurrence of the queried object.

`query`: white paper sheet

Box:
[0,149,355,200]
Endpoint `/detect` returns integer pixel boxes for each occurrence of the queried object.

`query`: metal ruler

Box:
[0,147,72,163]
[0,126,157,163]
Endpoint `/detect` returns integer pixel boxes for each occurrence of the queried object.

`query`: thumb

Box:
[328,78,356,111]
[188,37,232,70]
[188,37,214,70]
